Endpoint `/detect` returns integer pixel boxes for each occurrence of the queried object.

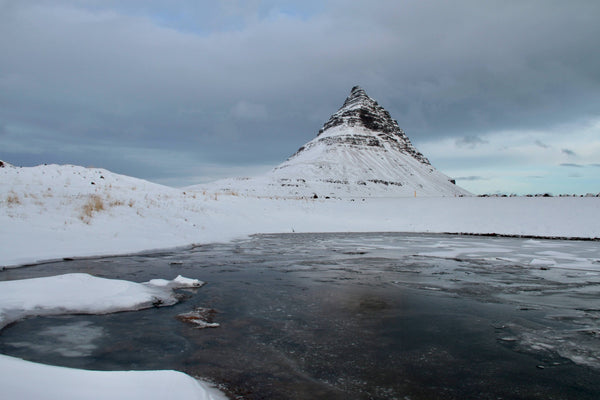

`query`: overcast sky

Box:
[1,0,599,195]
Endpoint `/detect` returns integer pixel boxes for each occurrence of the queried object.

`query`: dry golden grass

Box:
[109,199,125,207]
[6,192,21,206]
[80,194,105,222]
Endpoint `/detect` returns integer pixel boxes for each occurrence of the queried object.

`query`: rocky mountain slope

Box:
[198,86,470,198]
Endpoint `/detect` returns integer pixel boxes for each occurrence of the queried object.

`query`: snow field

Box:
[1,164,599,268]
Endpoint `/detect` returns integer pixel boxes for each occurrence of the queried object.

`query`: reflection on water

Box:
[1,233,600,399]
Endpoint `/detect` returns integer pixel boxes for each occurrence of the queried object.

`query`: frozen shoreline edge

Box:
[3,230,598,271]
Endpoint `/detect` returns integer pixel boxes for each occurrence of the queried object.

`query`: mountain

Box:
[197,86,470,198]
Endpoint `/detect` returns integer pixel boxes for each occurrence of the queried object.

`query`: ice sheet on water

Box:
[7,320,104,357]
[414,236,599,272]
[500,320,600,369]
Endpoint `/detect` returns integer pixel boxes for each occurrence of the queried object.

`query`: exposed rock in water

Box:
[176,307,220,329]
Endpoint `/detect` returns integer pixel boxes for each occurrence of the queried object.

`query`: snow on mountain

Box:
[196,86,470,198]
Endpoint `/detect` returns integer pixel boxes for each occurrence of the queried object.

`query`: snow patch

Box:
[146,275,205,288]
[0,273,203,330]
[530,258,557,266]
[0,354,227,400]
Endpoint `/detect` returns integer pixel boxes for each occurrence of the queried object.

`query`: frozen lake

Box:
[1,233,600,399]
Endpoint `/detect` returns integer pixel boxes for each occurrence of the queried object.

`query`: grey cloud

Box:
[455,136,489,148]
[1,1,600,186]
[456,176,487,181]
[562,149,577,157]
[560,163,583,168]
[534,140,550,149]
[231,101,268,120]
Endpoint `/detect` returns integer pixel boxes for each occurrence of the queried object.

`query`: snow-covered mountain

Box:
[197,86,470,198]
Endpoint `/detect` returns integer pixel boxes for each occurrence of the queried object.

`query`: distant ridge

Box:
[195,86,470,198]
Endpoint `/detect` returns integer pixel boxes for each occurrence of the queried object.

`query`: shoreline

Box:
[3,229,599,271]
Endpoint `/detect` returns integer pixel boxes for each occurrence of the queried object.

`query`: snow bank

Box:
[0,273,203,330]
[1,163,599,268]
[0,354,226,400]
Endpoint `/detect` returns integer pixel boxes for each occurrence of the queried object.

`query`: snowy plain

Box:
[1,163,598,268]
[1,162,599,399]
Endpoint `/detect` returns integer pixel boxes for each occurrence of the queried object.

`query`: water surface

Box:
[1,233,599,399]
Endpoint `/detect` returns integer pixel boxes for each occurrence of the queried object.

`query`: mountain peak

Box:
[310,86,430,165]
[341,85,371,109]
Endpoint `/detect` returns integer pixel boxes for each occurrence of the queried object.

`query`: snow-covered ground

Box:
[0,355,226,400]
[1,163,599,268]
[0,273,226,399]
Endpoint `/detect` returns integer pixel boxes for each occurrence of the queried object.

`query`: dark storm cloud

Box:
[1,0,599,185]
